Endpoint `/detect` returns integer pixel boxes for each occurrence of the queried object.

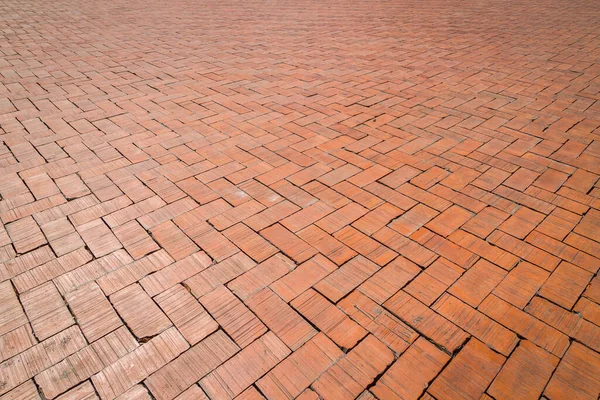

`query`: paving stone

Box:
[371,337,449,400]
[20,282,74,341]
[227,253,295,300]
[312,335,394,399]
[91,328,189,399]
[291,289,367,349]
[77,219,123,258]
[110,283,172,339]
[154,285,218,345]
[314,255,379,302]
[6,217,47,254]
[184,252,256,298]
[488,340,559,400]
[256,333,343,399]
[428,339,505,400]
[200,286,267,348]
[338,290,418,354]
[35,327,138,398]
[433,293,518,356]
[448,259,507,307]
[270,254,337,302]
[200,332,290,399]
[384,291,468,352]
[65,282,122,342]
[245,288,316,350]
[492,261,550,308]
[479,295,570,357]
[145,331,238,400]
[544,342,600,400]
[1,0,599,397]
[55,381,98,400]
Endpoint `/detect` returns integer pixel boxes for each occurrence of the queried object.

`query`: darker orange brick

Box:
[384,291,468,352]
[489,341,559,400]
[291,289,367,349]
[492,261,549,308]
[428,339,505,400]
[297,224,357,265]
[260,223,317,263]
[371,337,449,400]
[538,261,593,309]
[448,259,507,307]
[425,205,473,237]
[499,206,545,239]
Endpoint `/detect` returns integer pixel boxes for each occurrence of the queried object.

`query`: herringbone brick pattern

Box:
[1,0,599,398]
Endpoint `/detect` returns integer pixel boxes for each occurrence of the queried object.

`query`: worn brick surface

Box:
[0,0,599,398]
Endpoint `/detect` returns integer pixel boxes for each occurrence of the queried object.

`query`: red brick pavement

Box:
[0,0,600,398]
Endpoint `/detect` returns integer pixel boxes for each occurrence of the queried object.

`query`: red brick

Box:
[449,229,519,270]
[545,342,600,400]
[479,295,569,357]
[533,168,569,192]
[429,339,505,400]
[334,225,397,265]
[246,288,316,350]
[388,203,439,236]
[425,205,473,237]
[347,164,391,187]
[373,227,437,267]
[223,223,278,263]
[538,261,593,309]
[488,341,559,400]
[448,259,507,307]
[200,332,290,399]
[488,230,561,271]
[243,200,299,231]
[227,253,295,300]
[65,282,122,342]
[338,290,418,354]
[270,254,337,302]
[154,285,218,346]
[144,331,238,400]
[92,328,189,399]
[6,217,47,254]
[499,206,545,239]
[420,230,479,269]
[462,207,509,238]
[378,165,423,190]
[371,337,450,400]
[200,286,267,348]
[315,202,368,233]
[256,333,343,399]
[433,293,518,356]
[492,261,549,308]
[352,202,403,235]
[280,201,334,232]
[297,224,357,265]
[314,255,379,302]
[405,257,463,305]
[359,256,421,303]
[525,296,600,352]
[503,167,540,191]
[21,281,74,340]
[291,289,367,349]
[312,335,394,399]
[384,291,469,352]
[440,166,481,191]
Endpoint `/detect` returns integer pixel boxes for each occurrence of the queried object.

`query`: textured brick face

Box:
[0,0,599,398]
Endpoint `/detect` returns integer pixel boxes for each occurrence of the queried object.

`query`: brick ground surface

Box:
[0,0,599,398]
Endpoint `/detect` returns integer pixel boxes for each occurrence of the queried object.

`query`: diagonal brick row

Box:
[1,0,600,398]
